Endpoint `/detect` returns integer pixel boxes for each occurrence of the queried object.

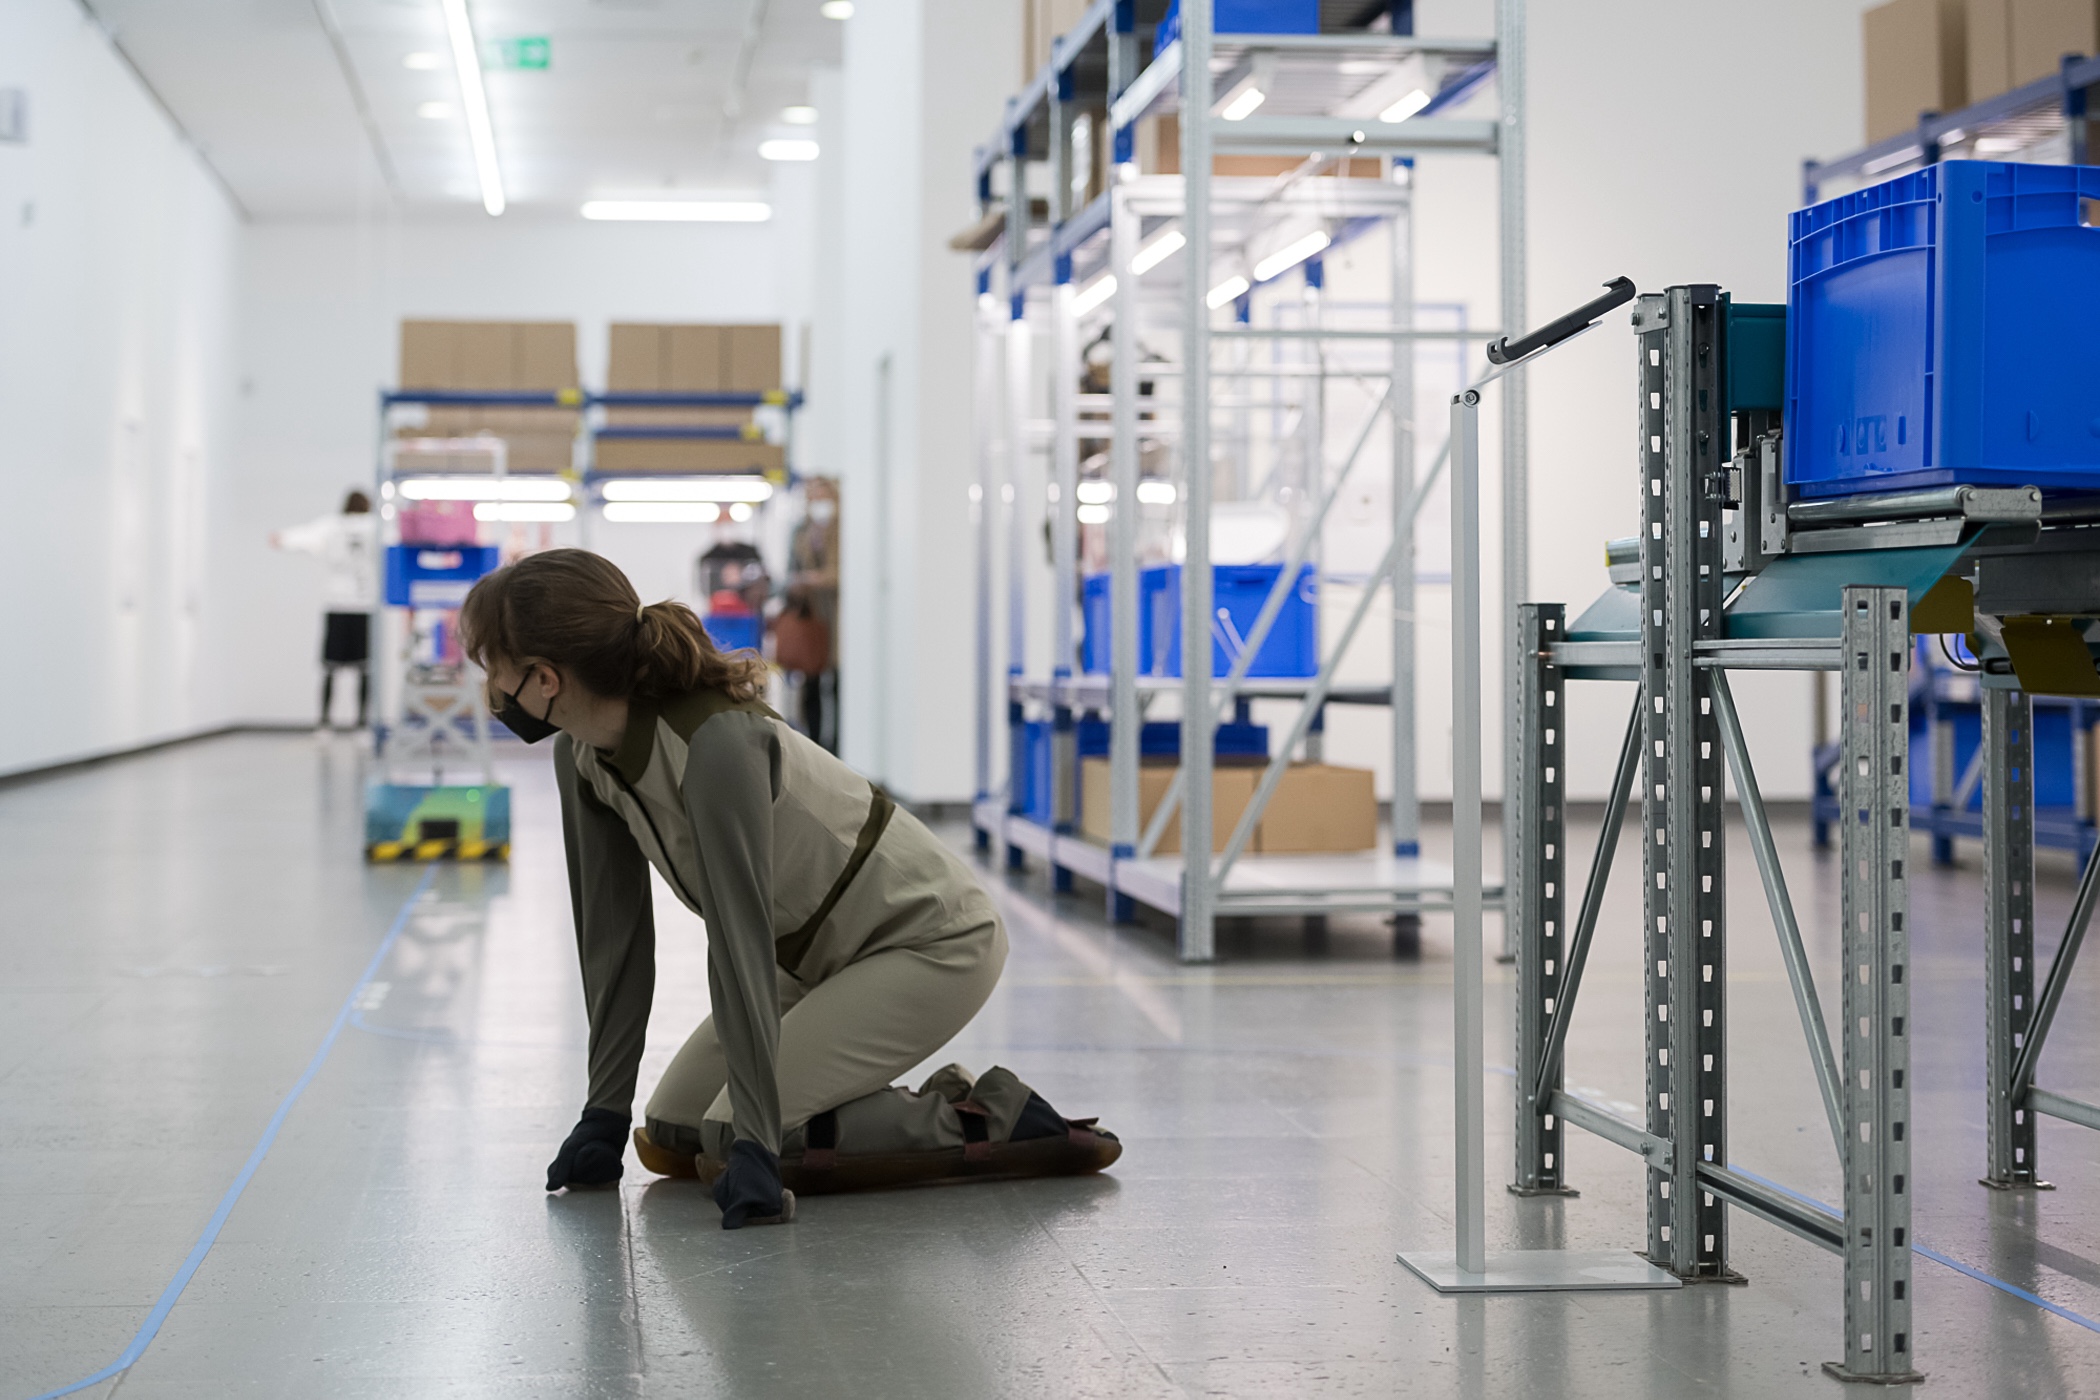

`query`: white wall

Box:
[0,0,243,776]
[230,206,808,722]
[823,0,1023,802]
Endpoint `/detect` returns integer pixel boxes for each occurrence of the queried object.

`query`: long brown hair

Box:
[459,548,768,702]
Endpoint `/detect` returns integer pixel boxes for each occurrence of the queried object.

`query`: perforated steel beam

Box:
[1982,687,2045,1189]
[1511,603,1571,1195]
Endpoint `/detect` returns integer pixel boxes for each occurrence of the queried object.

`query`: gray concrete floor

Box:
[4,732,2100,1397]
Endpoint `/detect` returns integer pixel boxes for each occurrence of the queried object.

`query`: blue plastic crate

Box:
[1154,0,1319,57]
[383,544,501,608]
[1084,563,1317,678]
[704,613,762,653]
[1786,160,2100,498]
[1075,717,1269,759]
[1012,719,1054,823]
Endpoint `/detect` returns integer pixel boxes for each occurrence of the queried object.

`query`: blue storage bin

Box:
[1083,563,1318,678]
[1075,717,1269,759]
[703,613,762,653]
[1154,0,1319,57]
[1786,160,2100,498]
[1012,719,1054,823]
[384,544,501,608]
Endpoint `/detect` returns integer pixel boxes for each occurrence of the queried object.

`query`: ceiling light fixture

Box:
[1205,274,1250,309]
[759,138,820,161]
[603,501,723,524]
[1131,227,1186,275]
[1253,229,1331,283]
[1135,480,1177,505]
[398,477,573,502]
[580,200,773,222]
[1378,88,1433,123]
[1076,481,1115,505]
[403,51,445,70]
[1216,52,1274,123]
[600,477,774,503]
[1218,83,1265,121]
[440,0,505,216]
[781,105,818,125]
[1076,504,1111,525]
[820,0,853,17]
[474,501,576,523]
[417,100,454,120]
[1071,273,1117,316]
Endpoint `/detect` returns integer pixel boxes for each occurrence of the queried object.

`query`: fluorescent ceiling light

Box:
[604,501,723,524]
[727,502,755,522]
[600,476,773,503]
[1254,229,1331,283]
[418,100,454,120]
[820,1,853,17]
[441,0,505,216]
[1136,480,1176,505]
[781,105,818,125]
[581,200,772,222]
[399,477,573,502]
[1076,481,1114,505]
[1206,274,1250,309]
[1076,504,1112,525]
[474,501,576,523]
[1378,88,1433,123]
[759,138,820,161]
[403,51,446,70]
[1131,228,1186,275]
[1071,274,1117,316]
[1219,83,1266,121]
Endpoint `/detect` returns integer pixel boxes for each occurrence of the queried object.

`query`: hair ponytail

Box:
[459,548,768,703]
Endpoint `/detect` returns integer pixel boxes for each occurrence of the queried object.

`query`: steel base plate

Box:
[1397,1249,1681,1293]
[1821,1361,1925,1386]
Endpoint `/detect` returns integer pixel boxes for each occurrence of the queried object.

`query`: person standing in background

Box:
[271,490,378,730]
[781,478,839,752]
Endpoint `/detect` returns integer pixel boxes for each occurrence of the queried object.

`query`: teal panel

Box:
[1727,302,1786,413]
[1725,543,1968,638]
[1567,584,1641,642]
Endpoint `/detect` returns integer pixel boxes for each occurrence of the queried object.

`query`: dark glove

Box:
[712,1139,786,1229]
[546,1108,628,1192]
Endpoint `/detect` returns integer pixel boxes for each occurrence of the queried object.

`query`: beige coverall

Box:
[553,686,1007,1157]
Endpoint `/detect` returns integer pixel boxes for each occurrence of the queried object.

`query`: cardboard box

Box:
[724,325,783,393]
[1144,113,1383,179]
[1865,0,1969,143]
[1024,0,1092,80]
[1254,763,1377,854]
[2012,0,2100,85]
[398,320,578,391]
[1080,758,1256,856]
[1970,0,2015,100]
[667,325,725,391]
[594,438,785,476]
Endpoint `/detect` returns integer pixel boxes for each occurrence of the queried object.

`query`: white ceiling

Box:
[85,0,842,219]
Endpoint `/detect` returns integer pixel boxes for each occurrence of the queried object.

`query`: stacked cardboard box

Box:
[1078,758,1377,854]
[1023,0,1091,81]
[1139,112,1384,179]
[1969,0,2100,101]
[397,320,579,474]
[1864,0,1969,144]
[598,323,785,475]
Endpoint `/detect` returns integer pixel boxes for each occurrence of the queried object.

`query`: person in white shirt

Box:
[271,491,379,728]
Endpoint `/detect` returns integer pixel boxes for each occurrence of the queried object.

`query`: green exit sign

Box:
[487,36,550,70]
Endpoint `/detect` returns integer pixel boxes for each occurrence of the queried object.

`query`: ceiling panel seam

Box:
[72,0,252,221]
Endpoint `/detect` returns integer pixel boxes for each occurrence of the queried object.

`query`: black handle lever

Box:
[1484,277,1637,366]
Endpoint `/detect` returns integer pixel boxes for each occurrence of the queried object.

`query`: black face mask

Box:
[494,669,560,745]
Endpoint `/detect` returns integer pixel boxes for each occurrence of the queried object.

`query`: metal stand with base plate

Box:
[1396,277,1676,1295]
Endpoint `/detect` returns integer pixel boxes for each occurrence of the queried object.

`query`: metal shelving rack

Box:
[967,0,1524,962]
[1512,281,2100,1379]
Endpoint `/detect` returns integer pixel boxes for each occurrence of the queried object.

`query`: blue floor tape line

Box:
[27,865,438,1400]
[1729,1163,2100,1336]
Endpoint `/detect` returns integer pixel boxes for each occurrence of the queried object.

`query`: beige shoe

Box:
[632,1125,701,1179]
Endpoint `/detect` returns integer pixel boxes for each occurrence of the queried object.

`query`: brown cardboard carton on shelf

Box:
[2011,0,2100,85]
[399,320,461,389]
[1024,0,1092,81]
[1079,758,1257,856]
[1144,113,1383,179]
[1253,763,1378,854]
[667,324,726,392]
[724,325,783,394]
[1970,0,2015,100]
[1864,0,1968,144]
[595,438,785,476]
[514,322,579,391]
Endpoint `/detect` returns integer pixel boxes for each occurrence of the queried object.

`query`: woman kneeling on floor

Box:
[459,549,1117,1228]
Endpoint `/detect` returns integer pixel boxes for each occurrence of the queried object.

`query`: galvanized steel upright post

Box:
[1178,0,1216,963]
[1826,585,1922,1385]
[1982,686,2044,1189]
[1449,384,1488,1275]
[1391,170,1419,860]
[1511,602,1569,1196]
[1107,184,1142,923]
[1635,287,1732,1281]
[972,286,1003,827]
[1497,0,1529,956]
